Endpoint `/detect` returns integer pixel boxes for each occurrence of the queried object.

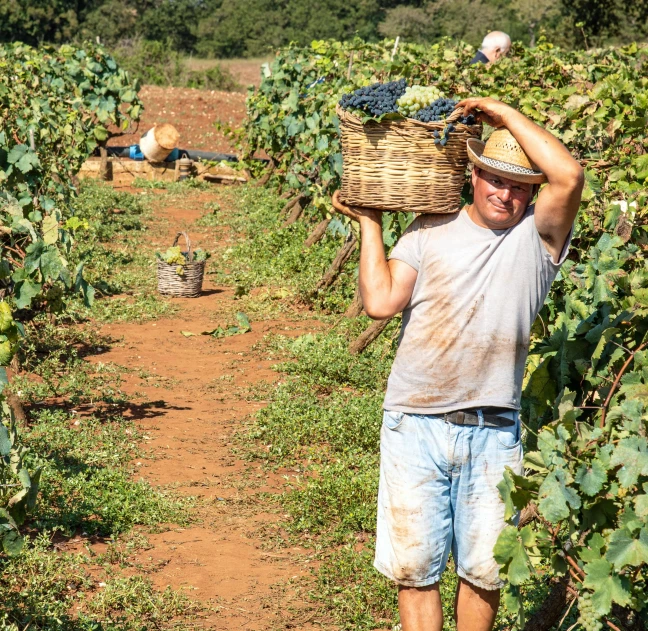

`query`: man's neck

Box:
[480,48,496,63]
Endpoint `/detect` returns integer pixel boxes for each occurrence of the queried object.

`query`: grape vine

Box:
[0,40,141,556]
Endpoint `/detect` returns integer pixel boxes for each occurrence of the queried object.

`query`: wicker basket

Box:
[337,105,482,214]
[157,232,205,298]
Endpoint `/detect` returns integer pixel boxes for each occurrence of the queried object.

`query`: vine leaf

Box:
[42,215,59,245]
[497,466,536,521]
[582,558,632,616]
[575,459,608,496]
[13,279,42,309]
[0,422,10,456]
[610,436,648,488]
[580,532,606,562]
[1,529,23,556]
[493,525,535,585]
[537,467,580,523]
[606,527,648,568]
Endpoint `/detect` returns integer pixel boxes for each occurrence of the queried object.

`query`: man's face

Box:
[471,167,534,229]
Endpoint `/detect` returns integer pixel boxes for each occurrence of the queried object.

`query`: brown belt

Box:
[444,408,516,428]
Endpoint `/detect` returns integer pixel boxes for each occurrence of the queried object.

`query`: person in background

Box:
[470,31,511,64]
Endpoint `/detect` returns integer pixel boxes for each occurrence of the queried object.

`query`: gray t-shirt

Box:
[384,206,570,414]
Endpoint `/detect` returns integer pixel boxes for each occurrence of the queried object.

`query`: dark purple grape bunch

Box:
[411,97,478,146]
[339,78,408,118]
[412,97,458,123]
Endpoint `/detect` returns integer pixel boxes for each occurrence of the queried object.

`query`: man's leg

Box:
[399,584,443,631]
[374,412,453,629]
[454,578,499,631]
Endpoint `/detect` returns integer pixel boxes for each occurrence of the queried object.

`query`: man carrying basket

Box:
[332,97,584,631]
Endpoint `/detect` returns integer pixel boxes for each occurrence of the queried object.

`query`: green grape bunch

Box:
[397,85,445,117]
[577,592,603,631]
[155,246,210,277]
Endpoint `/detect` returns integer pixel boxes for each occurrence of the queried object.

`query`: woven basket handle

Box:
[172,231,193,262]
[446,108,464,124]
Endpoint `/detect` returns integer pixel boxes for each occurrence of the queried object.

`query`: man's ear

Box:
[471,166,480,189]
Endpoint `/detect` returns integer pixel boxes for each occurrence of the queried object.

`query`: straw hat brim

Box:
[467,138,547,184]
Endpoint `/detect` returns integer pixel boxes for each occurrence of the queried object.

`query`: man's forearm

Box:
[358,214,394,318]
[500,108,582,185]
[331,192,417,319]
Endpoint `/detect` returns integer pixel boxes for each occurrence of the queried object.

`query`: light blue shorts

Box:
[374,410,523,590]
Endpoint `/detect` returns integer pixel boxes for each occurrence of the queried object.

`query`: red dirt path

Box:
[80,187,323,629]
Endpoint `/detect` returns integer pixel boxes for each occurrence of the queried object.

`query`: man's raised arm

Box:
[457,98,584,261]
[332,191,418,320]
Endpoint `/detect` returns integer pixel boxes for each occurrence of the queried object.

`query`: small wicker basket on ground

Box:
[337,105,482,214]
[157,232,205,298]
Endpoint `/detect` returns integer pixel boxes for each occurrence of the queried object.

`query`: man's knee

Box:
[458,577,500,604]
[398,582,442,611]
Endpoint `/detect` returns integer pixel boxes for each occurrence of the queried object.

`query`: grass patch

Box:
[0,533,204,631]
[210,186,357,313]
[25,408,192,536]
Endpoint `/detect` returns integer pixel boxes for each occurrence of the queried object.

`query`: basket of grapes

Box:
[156,232,209,298]
[337,80,482,214]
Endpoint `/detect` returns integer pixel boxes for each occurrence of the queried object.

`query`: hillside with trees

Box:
[1,0,647,58]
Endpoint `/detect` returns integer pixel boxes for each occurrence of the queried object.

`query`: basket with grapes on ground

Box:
[336,80,482,214]
[156,232,209,298]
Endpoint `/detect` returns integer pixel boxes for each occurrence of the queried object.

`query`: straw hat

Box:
[467,128,547,184]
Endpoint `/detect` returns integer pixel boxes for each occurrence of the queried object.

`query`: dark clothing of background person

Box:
[470,50,490,64]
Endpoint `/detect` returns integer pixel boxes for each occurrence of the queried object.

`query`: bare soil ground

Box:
[108,86,247,154]
[66,187,324,629]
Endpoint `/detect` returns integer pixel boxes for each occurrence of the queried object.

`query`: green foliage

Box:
[0,40,141,314]
[200,311,251,338]
[68,181,177,322]
[3,0,648,61]
[24,408,191,536]
[156,245,209,276]
[0,406,41,557]
[0,533,202,631]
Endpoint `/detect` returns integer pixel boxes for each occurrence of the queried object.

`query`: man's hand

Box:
[455,97,513,129]
[332,191,382,223]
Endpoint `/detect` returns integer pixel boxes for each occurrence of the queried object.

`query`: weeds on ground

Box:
[0,533,204,631]
[132,177,212,193]
[208,186,357,313]
[67,180,177,322]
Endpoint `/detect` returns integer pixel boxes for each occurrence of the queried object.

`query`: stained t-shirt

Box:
[383,206,570,414]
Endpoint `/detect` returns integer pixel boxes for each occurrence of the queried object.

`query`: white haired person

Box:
[332,97,583,631]
[471,31,511,64]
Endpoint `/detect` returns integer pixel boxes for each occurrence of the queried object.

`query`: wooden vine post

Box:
[255,157,277,187]
[600,341,646,427]
[314,232,357,292]
[303,218,330,248]
[344,285,363,318]
[349,318,391,355]
[99,145,109,181]
[282,195,311,227]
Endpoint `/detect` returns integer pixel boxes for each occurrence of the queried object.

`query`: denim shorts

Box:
[374,410,523,590]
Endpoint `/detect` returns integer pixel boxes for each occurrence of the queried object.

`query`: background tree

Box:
[1,0,647,59]
[510,0,560,46]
